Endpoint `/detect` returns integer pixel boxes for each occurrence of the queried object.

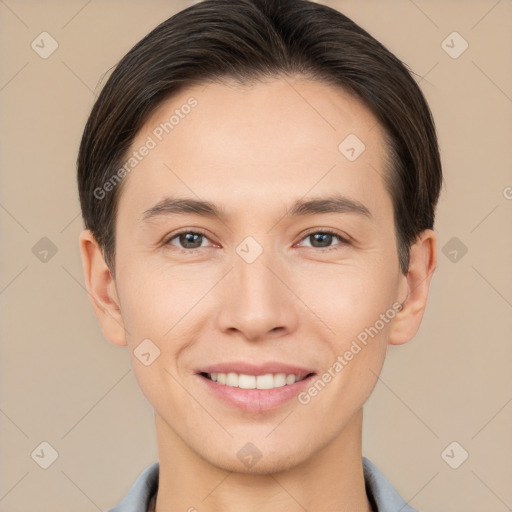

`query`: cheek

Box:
[295,255,399,343]
[118,243,399,356]
[116,257,202,343]
[115,260,208,388]
[294,256,398,405]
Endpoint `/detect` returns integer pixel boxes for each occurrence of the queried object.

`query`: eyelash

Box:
[162,228,350,253]
[299,228,350,251]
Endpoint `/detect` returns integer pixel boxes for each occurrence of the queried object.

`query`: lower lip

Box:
[197,373,316,413]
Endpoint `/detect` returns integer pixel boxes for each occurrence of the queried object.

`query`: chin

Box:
[199,440,311,475]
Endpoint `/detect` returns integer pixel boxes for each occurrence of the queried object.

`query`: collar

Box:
[108,457,418,512]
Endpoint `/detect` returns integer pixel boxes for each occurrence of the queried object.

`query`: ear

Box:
[388,229,437,346]
[78,229,127,347]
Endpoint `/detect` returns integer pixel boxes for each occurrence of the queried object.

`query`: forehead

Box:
[117,77,391,224]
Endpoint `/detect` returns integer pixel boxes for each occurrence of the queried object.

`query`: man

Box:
[77,0,441,510]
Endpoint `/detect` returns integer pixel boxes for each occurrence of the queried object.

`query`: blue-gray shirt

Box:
[107,457,418,512]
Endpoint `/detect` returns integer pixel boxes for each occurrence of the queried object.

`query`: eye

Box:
[163,228,349,252]
[164,229,214,250]
[296,229,349,250]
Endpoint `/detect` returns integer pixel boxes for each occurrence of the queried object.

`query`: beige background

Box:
[1,0,511,510]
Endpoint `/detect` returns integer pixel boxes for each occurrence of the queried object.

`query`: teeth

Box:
[226,372,238,387]
[239,374,256,389]
[207,372,306,389]
[274,373,287,387]
[285,374,296,385]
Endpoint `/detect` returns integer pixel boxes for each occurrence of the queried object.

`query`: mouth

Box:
[199,371,314,389]
[196,366,317,413]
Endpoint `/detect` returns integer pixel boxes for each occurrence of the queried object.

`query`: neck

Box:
[153,408,373,512]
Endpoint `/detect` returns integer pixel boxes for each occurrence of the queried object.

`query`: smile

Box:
[197,370,317,413]
[202,372,311,389]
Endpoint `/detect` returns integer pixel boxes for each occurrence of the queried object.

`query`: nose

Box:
[215,242,299,342]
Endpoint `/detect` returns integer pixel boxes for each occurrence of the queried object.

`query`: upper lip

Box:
[196,362,316,379]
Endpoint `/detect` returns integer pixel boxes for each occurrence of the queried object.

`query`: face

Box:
[87,77,419,473]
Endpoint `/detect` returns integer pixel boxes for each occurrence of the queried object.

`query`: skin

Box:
[80,76,436,512]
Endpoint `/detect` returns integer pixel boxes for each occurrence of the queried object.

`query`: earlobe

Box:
[78,229,128,347]
[388,229,437,346]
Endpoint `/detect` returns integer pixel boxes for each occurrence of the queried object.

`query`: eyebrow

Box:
[139,194,372,223]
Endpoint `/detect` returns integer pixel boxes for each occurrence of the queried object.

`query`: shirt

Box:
[107,457,418,512]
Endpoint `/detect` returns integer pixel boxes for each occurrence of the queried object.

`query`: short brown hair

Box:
[77,0,442,276]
